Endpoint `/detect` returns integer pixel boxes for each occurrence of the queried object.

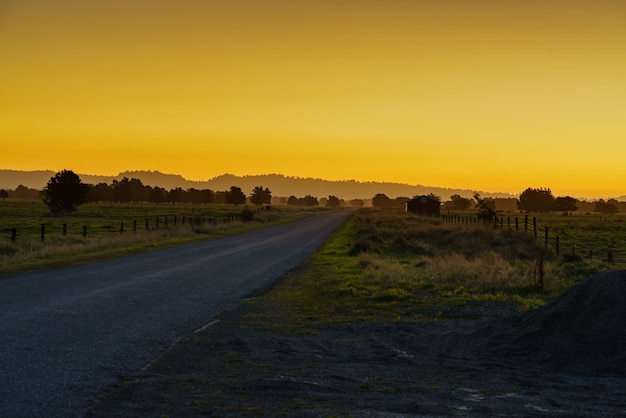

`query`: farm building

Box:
[406,195,441,217]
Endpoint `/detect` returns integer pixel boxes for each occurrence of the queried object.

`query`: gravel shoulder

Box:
[88,271,626,417]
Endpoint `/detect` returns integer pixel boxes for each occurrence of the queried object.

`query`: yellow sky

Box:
[1,0,625,199]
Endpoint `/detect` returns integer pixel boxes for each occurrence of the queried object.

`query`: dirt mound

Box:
[468,270,626,374]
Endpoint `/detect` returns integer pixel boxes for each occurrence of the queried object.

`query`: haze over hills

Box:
[0,169,618,202]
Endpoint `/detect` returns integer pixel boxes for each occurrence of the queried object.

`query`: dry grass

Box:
[0,203,318,275]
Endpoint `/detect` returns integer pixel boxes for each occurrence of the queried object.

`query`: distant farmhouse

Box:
[405,195,441,217]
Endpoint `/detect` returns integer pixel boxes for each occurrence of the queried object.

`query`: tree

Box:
[301,195,318,206]
[43,169,90,213]
[594,199,618,215]
[250,186,272,206]
[447,194,472,211]
[12,185,41,200]
[227,186,246,206]
[518,188,555,212]
[0,189,7,201]
[474,193,496,223]
[326,195,340,209]
[554,196,578,215]
[287,195,299,206]
[348,199,364,207]
[372,193,392,209]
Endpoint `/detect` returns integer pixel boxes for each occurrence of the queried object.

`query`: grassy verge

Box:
[0,203,325,277]
[245,208,610,328]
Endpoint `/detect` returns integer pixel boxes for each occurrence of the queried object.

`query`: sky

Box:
[1,0,625,199]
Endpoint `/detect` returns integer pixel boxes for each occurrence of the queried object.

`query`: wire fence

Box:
[441,213,626,266]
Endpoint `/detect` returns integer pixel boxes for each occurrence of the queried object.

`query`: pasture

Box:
[258,207,625,328]
[0,199,327,275]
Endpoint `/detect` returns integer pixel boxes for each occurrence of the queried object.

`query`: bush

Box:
[240,207,254,222]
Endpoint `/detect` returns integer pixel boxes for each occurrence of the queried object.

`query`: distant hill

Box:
[0,169,515,200]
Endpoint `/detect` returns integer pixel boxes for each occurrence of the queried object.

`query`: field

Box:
[260,207,624,326]
[0,199,329,275]
[88,206,626,417]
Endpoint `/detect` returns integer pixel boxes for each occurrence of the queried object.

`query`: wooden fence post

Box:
[533,217,537,238]
[41,224,45,241]
[82,225,87,237]
[63,223,67,236]
[515,217,519,231]
[120,222,124,234]
[145,218,149,230]
[525,215,528,233]
[156,216,160,228]
[133,220,137,232]
[544,226,548,248]
[555,236,559,256]
[11,228,16,243]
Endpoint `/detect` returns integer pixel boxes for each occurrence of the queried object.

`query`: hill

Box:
[0,169,513,201]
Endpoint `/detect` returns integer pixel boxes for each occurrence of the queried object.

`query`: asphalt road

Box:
[0,211,351,417]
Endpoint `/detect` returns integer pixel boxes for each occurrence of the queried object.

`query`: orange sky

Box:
[1,0,625,199]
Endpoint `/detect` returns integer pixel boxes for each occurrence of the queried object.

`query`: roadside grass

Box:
[89,207,624,415]
[246,208,613,329]
[0,200,328,276]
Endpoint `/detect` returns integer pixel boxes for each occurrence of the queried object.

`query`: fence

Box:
[441,213,626,265]
[3,208,266,244]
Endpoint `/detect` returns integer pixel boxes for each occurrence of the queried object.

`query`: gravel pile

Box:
[469,270,626,374]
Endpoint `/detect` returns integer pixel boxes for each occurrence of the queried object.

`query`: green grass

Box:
[0,199,330,276]
[246,207,618,327]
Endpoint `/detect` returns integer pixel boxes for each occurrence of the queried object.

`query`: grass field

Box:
[251,207,622,328]
[0,199,329,276]
[444,209,626,265]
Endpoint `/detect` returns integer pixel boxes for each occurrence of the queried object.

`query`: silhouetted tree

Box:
[348,199,364,207]
[112,177,133,202]
[213,191,228,204]
[250,186,272,206]
[301,195,318,206]
[12,185,41,200]
[168,187,184,203]
[372,193,392,209]
[43,169,90,213]
[326,195,340,209]
[0,189,7,201]
[227,186,246,206]
[150,186,168,203]
[85,182,113,202]
[287,195,299,206]
[554,196,578,215]
[518,188,555,212]
[447,194,473,210]
[594,199,618,215]
[474,193,496,223]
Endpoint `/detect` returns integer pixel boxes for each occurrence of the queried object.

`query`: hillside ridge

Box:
[1,169,515,200]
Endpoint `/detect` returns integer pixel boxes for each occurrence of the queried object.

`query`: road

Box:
[0,211,351,417]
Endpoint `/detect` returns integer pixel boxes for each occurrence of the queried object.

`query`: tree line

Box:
[369,188,625,215]
[1,170,357,214]
[444,188,624,214]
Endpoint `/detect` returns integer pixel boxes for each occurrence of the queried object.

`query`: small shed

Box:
[406,195,441,217]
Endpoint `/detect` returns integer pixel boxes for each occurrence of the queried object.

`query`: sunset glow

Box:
[1,0,625,199]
